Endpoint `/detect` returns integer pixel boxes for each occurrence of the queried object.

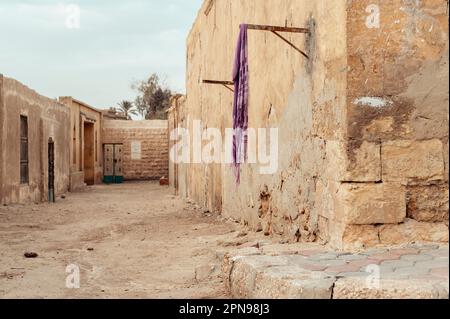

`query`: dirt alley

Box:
[0,182,261,299]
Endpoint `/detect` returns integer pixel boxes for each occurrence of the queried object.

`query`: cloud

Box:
[0,0,203,108]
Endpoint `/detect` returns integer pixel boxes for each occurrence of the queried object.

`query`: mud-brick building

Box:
[171,0,449,249]
[0,75,70,204]
[58,97,103,190]
[102,120,169,181]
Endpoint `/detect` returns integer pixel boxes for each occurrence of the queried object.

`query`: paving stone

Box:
[369,252,402,262]
[297,249,328,257]
[362,248,389,256]
[299,263,328,272]
[349,259,381,271]
[336,272,369,278]
[308,252,340,261]
[261,244,316,256]
[337,254,368,261]
[415,259,449,269]
[224,243,449,299]
[381,273,411,280]
[285,255,340,271]
[380,260,414,269]
[231,261,335,299]
[400,254,434,262]
[284,255,309,264]
[394,266,431,277]
[318,259,348,267]
[430,267,449,279]
[262,265,318,280]
[334,278,446,299]
[412,244,441,251]
[389,248,420,255]
[271,278,335,299]
[379,264,395,273]
[425,248,449,258]
[326,264,362,273]
[241,255,289,269]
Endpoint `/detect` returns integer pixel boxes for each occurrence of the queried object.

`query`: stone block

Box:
[328,222,380,251]
[406,183,449,222]
[333,278,447,299]
[379,219,449,245]
[335,182,406,225]
[382,139,445,183]
[229,260,335,299]
[326,140,381,182]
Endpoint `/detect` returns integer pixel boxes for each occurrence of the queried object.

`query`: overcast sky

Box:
[0,0,203,109]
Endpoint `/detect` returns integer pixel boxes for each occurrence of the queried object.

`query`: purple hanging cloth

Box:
[232,24,249,184]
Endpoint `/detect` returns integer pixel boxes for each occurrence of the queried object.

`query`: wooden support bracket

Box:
[201,24,310,92]
[202,80,235,92]
[246,24,310,59]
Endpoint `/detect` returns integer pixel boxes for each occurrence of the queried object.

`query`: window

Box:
[20,115,29,184]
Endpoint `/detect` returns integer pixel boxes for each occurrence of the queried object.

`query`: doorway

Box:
[83,122,95,185]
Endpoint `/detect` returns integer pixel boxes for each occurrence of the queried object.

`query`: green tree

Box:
[117,101,138,120]
[132,73,172,120]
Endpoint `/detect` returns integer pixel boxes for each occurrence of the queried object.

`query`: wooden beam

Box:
[245,24,310,58]
[246,24,310,34]
[202,80,234,85]
[202,80,234,92]
[271,31,309,59]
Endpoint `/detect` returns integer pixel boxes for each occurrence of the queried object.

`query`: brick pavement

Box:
[222,244,449,299]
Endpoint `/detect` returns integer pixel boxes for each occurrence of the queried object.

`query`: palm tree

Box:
[117,101,138,120]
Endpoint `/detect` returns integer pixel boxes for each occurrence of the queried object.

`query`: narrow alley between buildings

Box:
[0,182,242,298]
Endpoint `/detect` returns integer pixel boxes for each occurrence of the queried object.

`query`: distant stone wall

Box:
[102,120,169,181]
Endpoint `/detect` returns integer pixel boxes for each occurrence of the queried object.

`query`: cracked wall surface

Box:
[175,0,449,249]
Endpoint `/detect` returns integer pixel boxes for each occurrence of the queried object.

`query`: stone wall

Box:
[324,0,449,249]
[0,75,70,204]
[102,120,169,181]
[177,0,448,250]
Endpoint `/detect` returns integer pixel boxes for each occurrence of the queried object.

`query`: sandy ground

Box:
[0,182,253,299]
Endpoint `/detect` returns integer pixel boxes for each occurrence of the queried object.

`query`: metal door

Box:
[103,144,123,184]
[113,144,123,183]
[103,144,114,183]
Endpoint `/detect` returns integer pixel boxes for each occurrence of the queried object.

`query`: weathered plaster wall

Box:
[0,75,4,202]
[0,76,70,204]
[319,0,449,249]
[102,120,169,180]
[179,0,448,249]
[185,0,347,243]
[58,97,103,190]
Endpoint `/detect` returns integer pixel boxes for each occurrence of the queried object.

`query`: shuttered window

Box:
[20,115,29,184]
